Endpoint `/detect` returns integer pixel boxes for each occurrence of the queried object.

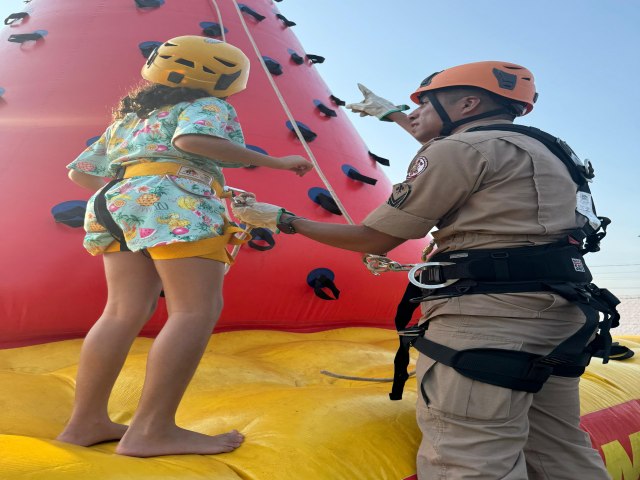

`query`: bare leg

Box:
[56,251,162,446]
[116,257,244,457]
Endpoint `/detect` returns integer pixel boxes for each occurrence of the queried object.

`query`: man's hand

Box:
[346,83,409,121]
[231,196,289,231]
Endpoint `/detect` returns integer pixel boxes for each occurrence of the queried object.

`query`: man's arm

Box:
[282,214,406,255]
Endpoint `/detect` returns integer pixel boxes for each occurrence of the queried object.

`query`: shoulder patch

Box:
[407,156,428,179]
[387,182,412,208]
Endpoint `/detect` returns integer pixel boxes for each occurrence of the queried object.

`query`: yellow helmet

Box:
[141,36,250,97]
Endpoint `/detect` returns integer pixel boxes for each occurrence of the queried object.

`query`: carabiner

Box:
[408,262,458,289]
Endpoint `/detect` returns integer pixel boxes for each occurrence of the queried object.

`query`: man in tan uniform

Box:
[233,61,614,479]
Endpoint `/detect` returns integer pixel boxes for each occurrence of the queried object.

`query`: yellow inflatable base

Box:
[1,329,638,480]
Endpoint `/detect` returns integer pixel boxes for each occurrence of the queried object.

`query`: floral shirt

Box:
[67,97,245,255]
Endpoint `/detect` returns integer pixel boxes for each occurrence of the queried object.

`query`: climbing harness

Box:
[376,125,629,400]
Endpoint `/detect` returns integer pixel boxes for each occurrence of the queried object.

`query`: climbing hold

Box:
[275,13,296,27]
[308,187,342,215]
[4,12,29,26]
[8,31,46,43]
[138,41,162,58]
[51,200,87,228]
[330,95,346,106]
[368,151,390,166]
[200,21,229,37]
[288,48,304,65]
[238,4,265,22]
[285,120,317,142]
[245,145,267,168]
[314,100,337,117]
[248,227,275,251]
[263,56,283,75]
[341,165,378,185]
[306,54,325,64]
[85,136,101,146]
[134,0,164,7]
[306,268,340,300]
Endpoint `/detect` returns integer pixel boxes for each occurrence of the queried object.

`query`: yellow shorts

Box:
[105,225,248,264]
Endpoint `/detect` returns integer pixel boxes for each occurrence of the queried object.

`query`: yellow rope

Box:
[230,0,355,225]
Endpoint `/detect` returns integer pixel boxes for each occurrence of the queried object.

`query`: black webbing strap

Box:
[412,302,599,394]
[311,275,340,300]
[346,168,378,185]
[247,227,275,251]
[315,192,342,215]
[94,179,130,252]
[389,282,423,400]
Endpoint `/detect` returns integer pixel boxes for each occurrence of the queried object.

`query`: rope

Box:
[207,0,226,42]
[320,369,416,383]
[230,0,355,225]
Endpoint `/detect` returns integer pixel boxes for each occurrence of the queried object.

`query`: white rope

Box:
[230,0,355,225]
[207,0,226,42]
[320,369,416,383]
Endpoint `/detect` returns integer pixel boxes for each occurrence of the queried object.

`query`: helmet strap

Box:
[422,91,513,136]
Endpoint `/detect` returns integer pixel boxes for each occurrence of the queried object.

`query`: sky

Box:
[1,0,639,296]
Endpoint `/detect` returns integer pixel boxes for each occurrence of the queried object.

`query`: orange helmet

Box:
[141,36,250,97]
[410,61,537,115]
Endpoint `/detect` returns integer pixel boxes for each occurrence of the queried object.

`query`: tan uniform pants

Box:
[415,294,611,480]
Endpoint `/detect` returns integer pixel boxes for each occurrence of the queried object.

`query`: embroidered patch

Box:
[387,183,412,208]
[177,165,213,186]
[407,156,428,179]
[572,258,586,273]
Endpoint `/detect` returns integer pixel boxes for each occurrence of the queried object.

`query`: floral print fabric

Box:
[67,97,245,255]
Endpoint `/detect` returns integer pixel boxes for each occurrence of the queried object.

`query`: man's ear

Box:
[461,95,482,114]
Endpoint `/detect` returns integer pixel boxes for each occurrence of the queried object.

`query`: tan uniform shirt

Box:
[363,119,586,320]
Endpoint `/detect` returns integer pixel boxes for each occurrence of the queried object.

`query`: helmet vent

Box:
[202,66,216,74]
[492,68,517,91]
[164,42,177,47]
[159,55,171,60]
[174,58,195,68]
[214,56,236,67]
[503,65,523,70]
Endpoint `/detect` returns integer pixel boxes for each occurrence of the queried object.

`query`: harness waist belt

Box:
[123,162,226,198]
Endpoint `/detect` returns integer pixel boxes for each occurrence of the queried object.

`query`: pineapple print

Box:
[136,185,167,207]
[88,221,106,233]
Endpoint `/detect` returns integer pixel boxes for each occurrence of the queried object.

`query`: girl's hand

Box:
[278,155,313,176]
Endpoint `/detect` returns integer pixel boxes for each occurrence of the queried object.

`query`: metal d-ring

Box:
[408,262,458,289]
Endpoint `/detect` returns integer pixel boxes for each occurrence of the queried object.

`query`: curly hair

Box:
[113,83,212,120]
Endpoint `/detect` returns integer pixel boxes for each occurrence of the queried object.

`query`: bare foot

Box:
[56,420,128,446]
[115,426,244,457]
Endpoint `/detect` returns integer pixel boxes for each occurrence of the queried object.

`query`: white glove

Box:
[345,83,410,121]
[231,195,289,232]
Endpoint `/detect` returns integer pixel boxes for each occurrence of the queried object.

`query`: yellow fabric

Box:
[123,161,227,198]
[0,330,637,480]
[105,223,248,263]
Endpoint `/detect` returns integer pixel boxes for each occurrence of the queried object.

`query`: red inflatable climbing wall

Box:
[0,0,424,347]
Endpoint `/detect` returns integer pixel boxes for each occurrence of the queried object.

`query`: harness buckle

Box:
[408,262,458,289]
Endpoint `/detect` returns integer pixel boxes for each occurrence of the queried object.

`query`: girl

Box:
[57,36,312,457]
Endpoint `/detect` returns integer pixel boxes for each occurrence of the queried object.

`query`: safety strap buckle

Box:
[408,262,458,289]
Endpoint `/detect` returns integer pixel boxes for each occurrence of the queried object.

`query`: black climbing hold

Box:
[285,120,317,142]
[200,22,229,37]
[275,13,296,27]
[308,187,342,215]
[306,54,325,64]
[238,4,265,21]
[8,31,46,43]
[263,56,283,75]
[135,0,164,7]
[288,48,304,65]
[313,100,337,117]
[341,165,378,185]
[4,12,29,26]
[330,95,346,106]
[51,201,87,228]
[306,268,340,301]
[248,227,275,251]
[139,41,162,58]
[368,151,390,166]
